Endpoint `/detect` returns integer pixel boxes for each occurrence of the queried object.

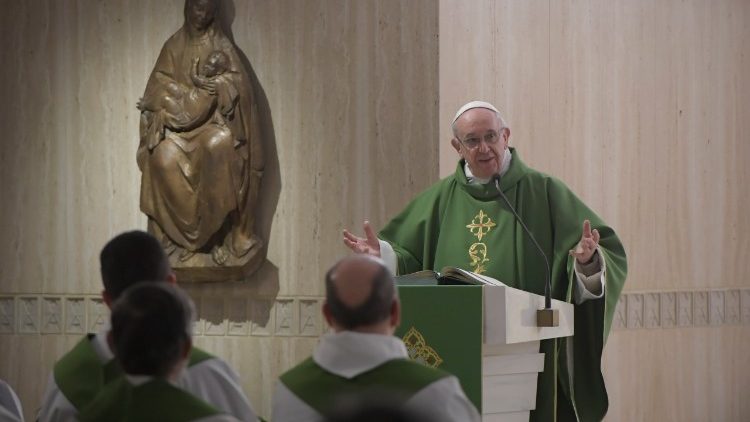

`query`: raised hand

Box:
[342,220,381,257]
[569,219,600,264]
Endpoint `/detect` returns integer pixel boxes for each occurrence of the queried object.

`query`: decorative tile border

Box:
[0,297,16,334]
[88,298,108,333]
[660,292,676,328]
[0,294,325,338]
[274,299,296,336]
[1,289,747,335]
[18,296,40,334]
[42,297,62,334]
[250,299,273,336]
[677,292,692,326]
[65,297,86,334]
[613,289,750,330]
[299,299,320,336]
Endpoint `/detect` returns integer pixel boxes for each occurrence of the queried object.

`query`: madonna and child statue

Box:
[137,0,265,281]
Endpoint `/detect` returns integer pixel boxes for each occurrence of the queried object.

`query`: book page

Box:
[471,272,506,287]
[395,270,440,286]
[441,267,506,287]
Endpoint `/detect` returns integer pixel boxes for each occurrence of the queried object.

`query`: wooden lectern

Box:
[395,284,574,421]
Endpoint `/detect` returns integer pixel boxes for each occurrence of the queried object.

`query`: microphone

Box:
[493,174,558,326]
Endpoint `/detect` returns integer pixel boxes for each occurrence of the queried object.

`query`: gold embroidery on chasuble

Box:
[402,327,444,368]
[468,243,489,275]
[465,210,496,241]
[466,210,496,274]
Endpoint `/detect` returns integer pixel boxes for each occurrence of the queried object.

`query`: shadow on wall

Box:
[181,0,282,329]
[182,260,280,329]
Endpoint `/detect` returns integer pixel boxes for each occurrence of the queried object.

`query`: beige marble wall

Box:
[439,0,750,420]
[0,0,438,419]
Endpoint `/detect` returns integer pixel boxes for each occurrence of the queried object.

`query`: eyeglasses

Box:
[459,131,502,150]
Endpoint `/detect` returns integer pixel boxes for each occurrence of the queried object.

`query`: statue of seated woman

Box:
[137,0,264,279]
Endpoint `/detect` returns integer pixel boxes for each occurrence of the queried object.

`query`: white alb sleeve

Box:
[573,247,606,304]
[378,239,398,275]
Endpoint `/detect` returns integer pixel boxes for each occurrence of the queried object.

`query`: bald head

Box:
[324,256,398,332]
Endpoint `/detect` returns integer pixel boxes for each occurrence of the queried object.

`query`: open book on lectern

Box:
[395,266,506,287]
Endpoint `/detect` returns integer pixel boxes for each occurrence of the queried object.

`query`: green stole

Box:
[280,357,449,416]
[379,149,628,421]
[78,378,221,422]
[54,335,214,412]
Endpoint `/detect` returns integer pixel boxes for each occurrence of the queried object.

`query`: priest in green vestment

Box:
[79,283,236,422]
[343,101,627,421]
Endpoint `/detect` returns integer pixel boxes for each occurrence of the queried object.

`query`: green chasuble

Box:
[54,335,215,412]
[379,148,627,422]
[280,357,449,416]
[53,334,122,411]
[78,377,221,422]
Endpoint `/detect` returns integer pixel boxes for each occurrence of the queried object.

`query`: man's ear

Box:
[102,290,113,309]
[501,127,511,148]
[106,331,115,352]
[451,138,463,154]
[166,272,177,285]
[322,302,334,327]
[390,299,401,328]
[181,337,193,359]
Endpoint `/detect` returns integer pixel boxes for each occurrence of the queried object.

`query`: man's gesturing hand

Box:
[343,221,381,257]
[569,219,600,264]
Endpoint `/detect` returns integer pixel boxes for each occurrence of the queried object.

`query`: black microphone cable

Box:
[493,174,552,309]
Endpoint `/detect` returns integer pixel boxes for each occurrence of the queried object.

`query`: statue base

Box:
[169,239,265,283]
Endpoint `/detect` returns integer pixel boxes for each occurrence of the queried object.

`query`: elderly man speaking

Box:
[343,101,627,421]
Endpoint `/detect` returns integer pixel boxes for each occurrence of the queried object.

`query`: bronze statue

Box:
[137,0,265,281]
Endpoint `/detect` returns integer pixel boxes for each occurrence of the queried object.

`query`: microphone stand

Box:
[493,175,559,327]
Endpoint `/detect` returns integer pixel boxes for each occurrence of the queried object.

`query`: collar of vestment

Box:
[92,325,114,362]
[124,374,181,388]
[312,331,409,379]
[456,147,531,200]
[125,374,156,386]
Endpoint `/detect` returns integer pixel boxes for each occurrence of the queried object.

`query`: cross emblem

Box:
[466,210,496,241]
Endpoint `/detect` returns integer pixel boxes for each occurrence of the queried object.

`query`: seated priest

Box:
[343,101,628,421]
[272,255,480,422]
[78,282,238,422]
[38,231,257,422]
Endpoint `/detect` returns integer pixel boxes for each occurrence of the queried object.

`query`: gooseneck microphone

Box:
[493,174,553,313]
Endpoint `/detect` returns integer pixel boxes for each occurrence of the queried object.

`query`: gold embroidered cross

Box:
[466,210,496,241]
